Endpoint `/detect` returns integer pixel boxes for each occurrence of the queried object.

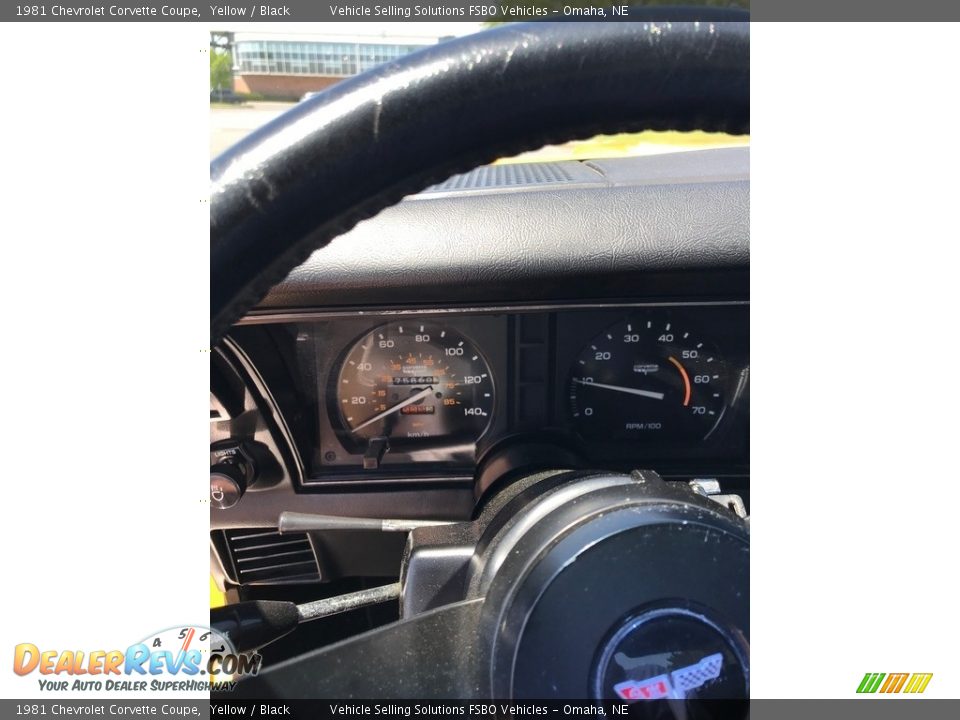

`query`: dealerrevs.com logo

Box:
[12,625,259,693]
[856,672,933,694]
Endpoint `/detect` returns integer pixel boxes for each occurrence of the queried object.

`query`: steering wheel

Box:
[211,17,749,705]
[211,17,749,342]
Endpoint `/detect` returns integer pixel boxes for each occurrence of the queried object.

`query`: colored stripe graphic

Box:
[857,672,932,694]
[903,673,933,694]
[879,673,908,693]
[857,673,885,693]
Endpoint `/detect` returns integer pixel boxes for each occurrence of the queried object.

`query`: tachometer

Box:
[569,314,726,443]
[336,322,494,446]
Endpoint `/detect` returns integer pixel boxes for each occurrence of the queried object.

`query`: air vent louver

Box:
[224,528,320,584]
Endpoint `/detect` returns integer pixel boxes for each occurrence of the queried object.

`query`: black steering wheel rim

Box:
[210,17,749,342]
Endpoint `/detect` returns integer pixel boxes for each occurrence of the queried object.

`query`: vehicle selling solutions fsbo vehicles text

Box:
[328,4,551,18]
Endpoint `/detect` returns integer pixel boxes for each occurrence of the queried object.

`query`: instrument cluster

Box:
[225,303,748,487]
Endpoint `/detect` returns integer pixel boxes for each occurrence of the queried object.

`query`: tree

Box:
[210,50,233,95]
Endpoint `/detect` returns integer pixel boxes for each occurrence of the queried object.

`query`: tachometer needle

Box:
[573,379,664,400]
[351,386,435,432]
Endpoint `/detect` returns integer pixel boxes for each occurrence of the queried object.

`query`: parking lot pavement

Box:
[210,101,295,157]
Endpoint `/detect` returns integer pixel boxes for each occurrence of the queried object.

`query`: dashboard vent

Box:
[223,528,320,584]
[423,162,600,194]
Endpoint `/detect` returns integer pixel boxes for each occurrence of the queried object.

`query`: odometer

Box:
[336,322,494,446]
[569,314,726,444]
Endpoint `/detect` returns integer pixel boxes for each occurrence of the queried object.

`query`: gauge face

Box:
[336,322,494,446]
[569,315,726,444]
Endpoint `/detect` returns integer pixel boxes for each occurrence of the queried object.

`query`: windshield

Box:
[210,23,748,161]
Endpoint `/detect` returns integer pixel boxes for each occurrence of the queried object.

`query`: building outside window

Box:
[223,32,442,100]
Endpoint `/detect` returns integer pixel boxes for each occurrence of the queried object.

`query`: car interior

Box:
[209,17,749,705]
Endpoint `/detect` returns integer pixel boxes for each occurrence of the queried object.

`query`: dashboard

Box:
[210,148,749,590]
[221,302,747,486]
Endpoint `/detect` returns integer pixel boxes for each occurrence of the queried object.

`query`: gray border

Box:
[5,3,716,22]
[2,700,958,715]
[7,2,960,22]
[0,701,209,718]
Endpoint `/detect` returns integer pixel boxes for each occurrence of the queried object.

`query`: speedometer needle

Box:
[351,386,435,432]
[573,379,665,401]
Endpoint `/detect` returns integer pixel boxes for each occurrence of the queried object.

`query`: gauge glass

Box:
[569,314,726,443]
[336,322,494,446]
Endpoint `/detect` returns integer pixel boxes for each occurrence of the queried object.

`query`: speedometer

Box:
[336,322,494,446]
[569,313,726,444]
